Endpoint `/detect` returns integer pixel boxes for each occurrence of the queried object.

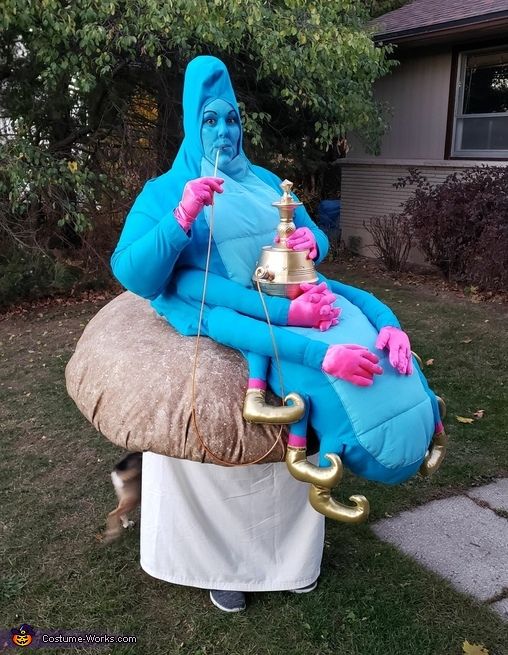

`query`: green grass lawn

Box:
[1,263,507,655]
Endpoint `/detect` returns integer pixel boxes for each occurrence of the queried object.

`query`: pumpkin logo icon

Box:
[11,624,34,647]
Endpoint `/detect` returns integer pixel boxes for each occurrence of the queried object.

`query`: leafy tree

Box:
[367,1,410,19]
[0,0,393,281]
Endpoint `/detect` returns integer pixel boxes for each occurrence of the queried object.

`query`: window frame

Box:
[450,45,508,159]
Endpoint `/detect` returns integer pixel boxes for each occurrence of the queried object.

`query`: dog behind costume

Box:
[103,452,142,543]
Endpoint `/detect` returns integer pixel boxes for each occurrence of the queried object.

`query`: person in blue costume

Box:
[111,56,443,613]
[112,55,332,613]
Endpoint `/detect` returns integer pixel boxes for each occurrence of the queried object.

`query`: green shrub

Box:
[0,247,79,309]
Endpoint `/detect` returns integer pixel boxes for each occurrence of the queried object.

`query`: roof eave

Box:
[373,10,508,45]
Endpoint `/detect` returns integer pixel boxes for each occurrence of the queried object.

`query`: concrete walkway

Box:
[372,478,508,621]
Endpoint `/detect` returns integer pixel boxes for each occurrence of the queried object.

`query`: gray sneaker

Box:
[209,590,246,612]
[289,579,318,594]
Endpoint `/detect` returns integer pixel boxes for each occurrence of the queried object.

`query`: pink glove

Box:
[276,227,318,259]
[174,177,224,232]
[322,344,383,387]
[288,282,340,331]
[375,326,413,375]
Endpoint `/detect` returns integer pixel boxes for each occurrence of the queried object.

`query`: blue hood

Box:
[171,55,249,184]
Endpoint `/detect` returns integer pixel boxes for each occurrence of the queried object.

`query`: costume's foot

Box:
[243,388,305,425]
[209,590,246,613]
[289,579,318,594]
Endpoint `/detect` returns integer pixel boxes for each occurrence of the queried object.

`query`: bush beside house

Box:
[367,166,508,291]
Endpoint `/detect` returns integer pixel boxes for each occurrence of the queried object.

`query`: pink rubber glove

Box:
[288,282,340,331]
[174,177,224,232]
[299,281,340,331]
[322,344,383,387]
[276,227,318,259]
[375,326,413,375]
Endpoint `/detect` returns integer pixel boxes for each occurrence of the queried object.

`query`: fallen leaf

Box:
[461,337,473,343]
[425,358,434,366]
[473,409,485,419]
[456,416,474,424]
[463,640,489,655]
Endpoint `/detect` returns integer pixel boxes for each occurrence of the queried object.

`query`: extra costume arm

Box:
[325,278,401,331]
[158,287,328,368]
[251,165,329,264]
[110,183,189,299]
[173,269,291,325]
[205,306,329,369]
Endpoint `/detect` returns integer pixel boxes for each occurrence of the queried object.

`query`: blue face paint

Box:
[201,99,241,171]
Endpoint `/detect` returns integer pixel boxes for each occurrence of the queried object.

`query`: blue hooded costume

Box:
[111,56,441,487]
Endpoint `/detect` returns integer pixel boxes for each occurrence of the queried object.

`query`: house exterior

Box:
[340,0,508,258]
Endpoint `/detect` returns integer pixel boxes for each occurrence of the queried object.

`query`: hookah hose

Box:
[190,151,286,466]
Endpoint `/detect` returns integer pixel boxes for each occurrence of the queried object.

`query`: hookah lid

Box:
[272,179,302,209]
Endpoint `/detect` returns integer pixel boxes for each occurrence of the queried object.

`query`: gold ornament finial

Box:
[279,180,294,204]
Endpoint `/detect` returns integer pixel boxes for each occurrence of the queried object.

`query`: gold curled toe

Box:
[286,447,343,488]
[419,429,448,477]
[242,389,305,425]
[286,448,370,524]
[283,391,305,421]
[308,487,370,524]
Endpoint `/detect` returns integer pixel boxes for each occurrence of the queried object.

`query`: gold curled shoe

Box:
[242,388,305,425]
[309,485,370,524]
[286,447,370,524]
[419,429,448,476]
[420,395,448,476]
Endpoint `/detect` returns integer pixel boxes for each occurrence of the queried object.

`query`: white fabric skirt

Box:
[140,452,325,591]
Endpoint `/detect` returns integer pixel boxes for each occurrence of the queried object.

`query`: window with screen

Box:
[452,47,508,158]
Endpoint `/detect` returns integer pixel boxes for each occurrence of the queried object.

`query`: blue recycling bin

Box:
[318,199,341,241]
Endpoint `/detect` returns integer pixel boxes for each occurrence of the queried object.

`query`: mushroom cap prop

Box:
[66,292,292,465]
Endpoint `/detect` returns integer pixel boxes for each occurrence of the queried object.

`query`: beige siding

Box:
[340,45,508,263]
[350,51,453,160]
[339,161,508,261]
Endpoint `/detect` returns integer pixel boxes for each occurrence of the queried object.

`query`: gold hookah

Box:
[253,179,318,299]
